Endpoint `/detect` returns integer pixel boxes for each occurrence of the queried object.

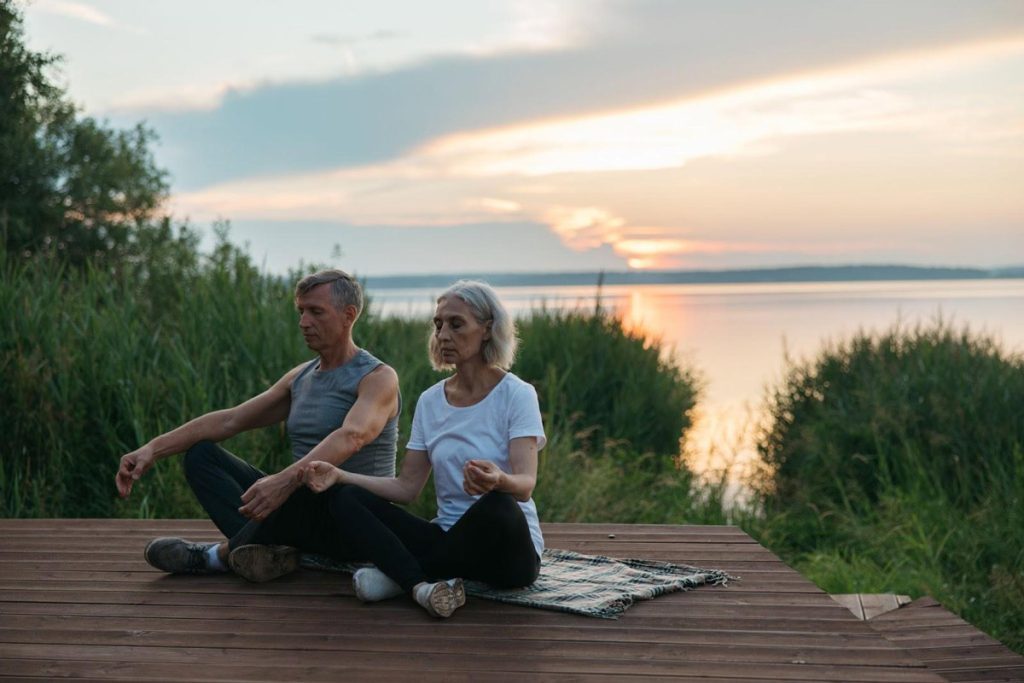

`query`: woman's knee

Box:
[477,490,519,514]
[473,491,522,529]
[491,552,541,589]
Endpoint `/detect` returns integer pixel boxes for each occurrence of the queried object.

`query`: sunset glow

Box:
[162,30,1024,271]
[26,1,1017,274]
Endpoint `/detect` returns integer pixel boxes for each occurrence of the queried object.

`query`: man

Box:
[115,269,401,580]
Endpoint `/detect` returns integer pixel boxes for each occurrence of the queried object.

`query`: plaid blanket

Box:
[301,548,733,619]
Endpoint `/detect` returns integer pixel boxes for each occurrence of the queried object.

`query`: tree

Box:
[1,0,168,266]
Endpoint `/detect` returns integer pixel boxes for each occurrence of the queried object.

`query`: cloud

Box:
[33,0,143,33]
[464,197,522,214]
[538,206,787,269]
[170,32,1024,271]
[543,207,625,250]
[464,0,590,55]
[133,0,1024,190]
[172,35,1024,219]
[218,219,627,276]
[311,30,404,48]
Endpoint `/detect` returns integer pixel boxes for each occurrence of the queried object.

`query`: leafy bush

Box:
[515,306,699,471]
[751,320,1024,651]
[758,321,1024,525]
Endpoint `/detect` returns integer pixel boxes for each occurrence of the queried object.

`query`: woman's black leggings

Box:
[326,484,541,592]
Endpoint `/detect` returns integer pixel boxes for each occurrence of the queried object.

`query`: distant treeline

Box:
[365,264,1024,290]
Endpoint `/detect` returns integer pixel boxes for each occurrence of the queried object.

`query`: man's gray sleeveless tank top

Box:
[286,349,399,476]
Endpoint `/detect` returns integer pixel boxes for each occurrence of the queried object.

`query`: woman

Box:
[302,280,545,617]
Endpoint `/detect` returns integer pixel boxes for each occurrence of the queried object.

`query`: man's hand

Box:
[463,459,504,496]
[302,461,344,493]
[239,472,298,521]
[115,446,156,498]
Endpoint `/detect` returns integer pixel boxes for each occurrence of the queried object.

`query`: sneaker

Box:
[413,579,466,618]
[447,577,466,607]
[144,537,219,574]
[353,567,404,602]
[228,544,299,583]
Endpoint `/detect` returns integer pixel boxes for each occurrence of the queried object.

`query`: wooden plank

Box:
[861,594,905,620]
[864,596,1024,682]
[0,614,915,649]
[0,643,944,682]
[0,627,927,668]
[0,658,932,683]
[940,667,1024,683]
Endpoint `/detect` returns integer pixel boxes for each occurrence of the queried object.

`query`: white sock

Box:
[205,543,227,572]
[353,567,403,602]
[413,582,438,609]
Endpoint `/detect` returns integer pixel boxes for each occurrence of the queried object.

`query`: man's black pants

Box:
[183,440,353,559]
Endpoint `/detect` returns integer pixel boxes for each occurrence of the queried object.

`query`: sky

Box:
[20,0,1024,275]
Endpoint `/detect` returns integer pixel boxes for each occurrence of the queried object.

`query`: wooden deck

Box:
[0,519,1013,682]
[867,597,1024,683]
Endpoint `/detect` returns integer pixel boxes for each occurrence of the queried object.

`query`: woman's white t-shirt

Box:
[407,372,546,557]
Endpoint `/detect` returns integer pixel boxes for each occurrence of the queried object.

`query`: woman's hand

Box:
[303,460,344,493]
[463,459,505,496]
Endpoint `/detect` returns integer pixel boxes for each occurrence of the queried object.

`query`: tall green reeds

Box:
[752,320,1024,651]
[1,251,700,523]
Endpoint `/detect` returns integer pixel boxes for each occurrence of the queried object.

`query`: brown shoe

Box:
[228,544,299,583]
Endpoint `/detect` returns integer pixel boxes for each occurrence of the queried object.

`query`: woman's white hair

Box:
[429,280,517,371]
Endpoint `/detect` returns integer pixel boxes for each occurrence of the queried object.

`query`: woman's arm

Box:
[462,436,538,502]
[302,449,432,505]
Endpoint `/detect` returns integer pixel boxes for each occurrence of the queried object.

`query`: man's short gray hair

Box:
[429,280,517,371]
[295,269,362,315]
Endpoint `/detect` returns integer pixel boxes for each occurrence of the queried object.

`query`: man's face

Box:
[295,283,351,351]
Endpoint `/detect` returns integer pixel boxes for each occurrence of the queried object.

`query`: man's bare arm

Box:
[115,364,305,498]
[237,364,400,521]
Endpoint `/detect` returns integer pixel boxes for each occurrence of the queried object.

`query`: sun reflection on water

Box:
[370,279,1024,506]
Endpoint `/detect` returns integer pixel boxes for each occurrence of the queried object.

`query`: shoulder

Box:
[500,373,538,399]
[416,378,448,406]
[493,374,539,413]
[282,360,317,390]
[359,362,399,396]
[412,378,450,414]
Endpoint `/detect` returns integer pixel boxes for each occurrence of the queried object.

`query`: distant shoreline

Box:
[364,264,1024,290]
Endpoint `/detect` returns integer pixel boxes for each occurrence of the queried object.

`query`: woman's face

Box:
[433,296,490,367]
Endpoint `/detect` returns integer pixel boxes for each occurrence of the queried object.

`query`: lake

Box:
[369,279,1024,493]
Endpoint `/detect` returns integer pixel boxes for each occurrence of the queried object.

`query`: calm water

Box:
[371,279,1024,487]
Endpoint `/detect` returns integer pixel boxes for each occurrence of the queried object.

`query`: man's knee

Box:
[183,440,220,481]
